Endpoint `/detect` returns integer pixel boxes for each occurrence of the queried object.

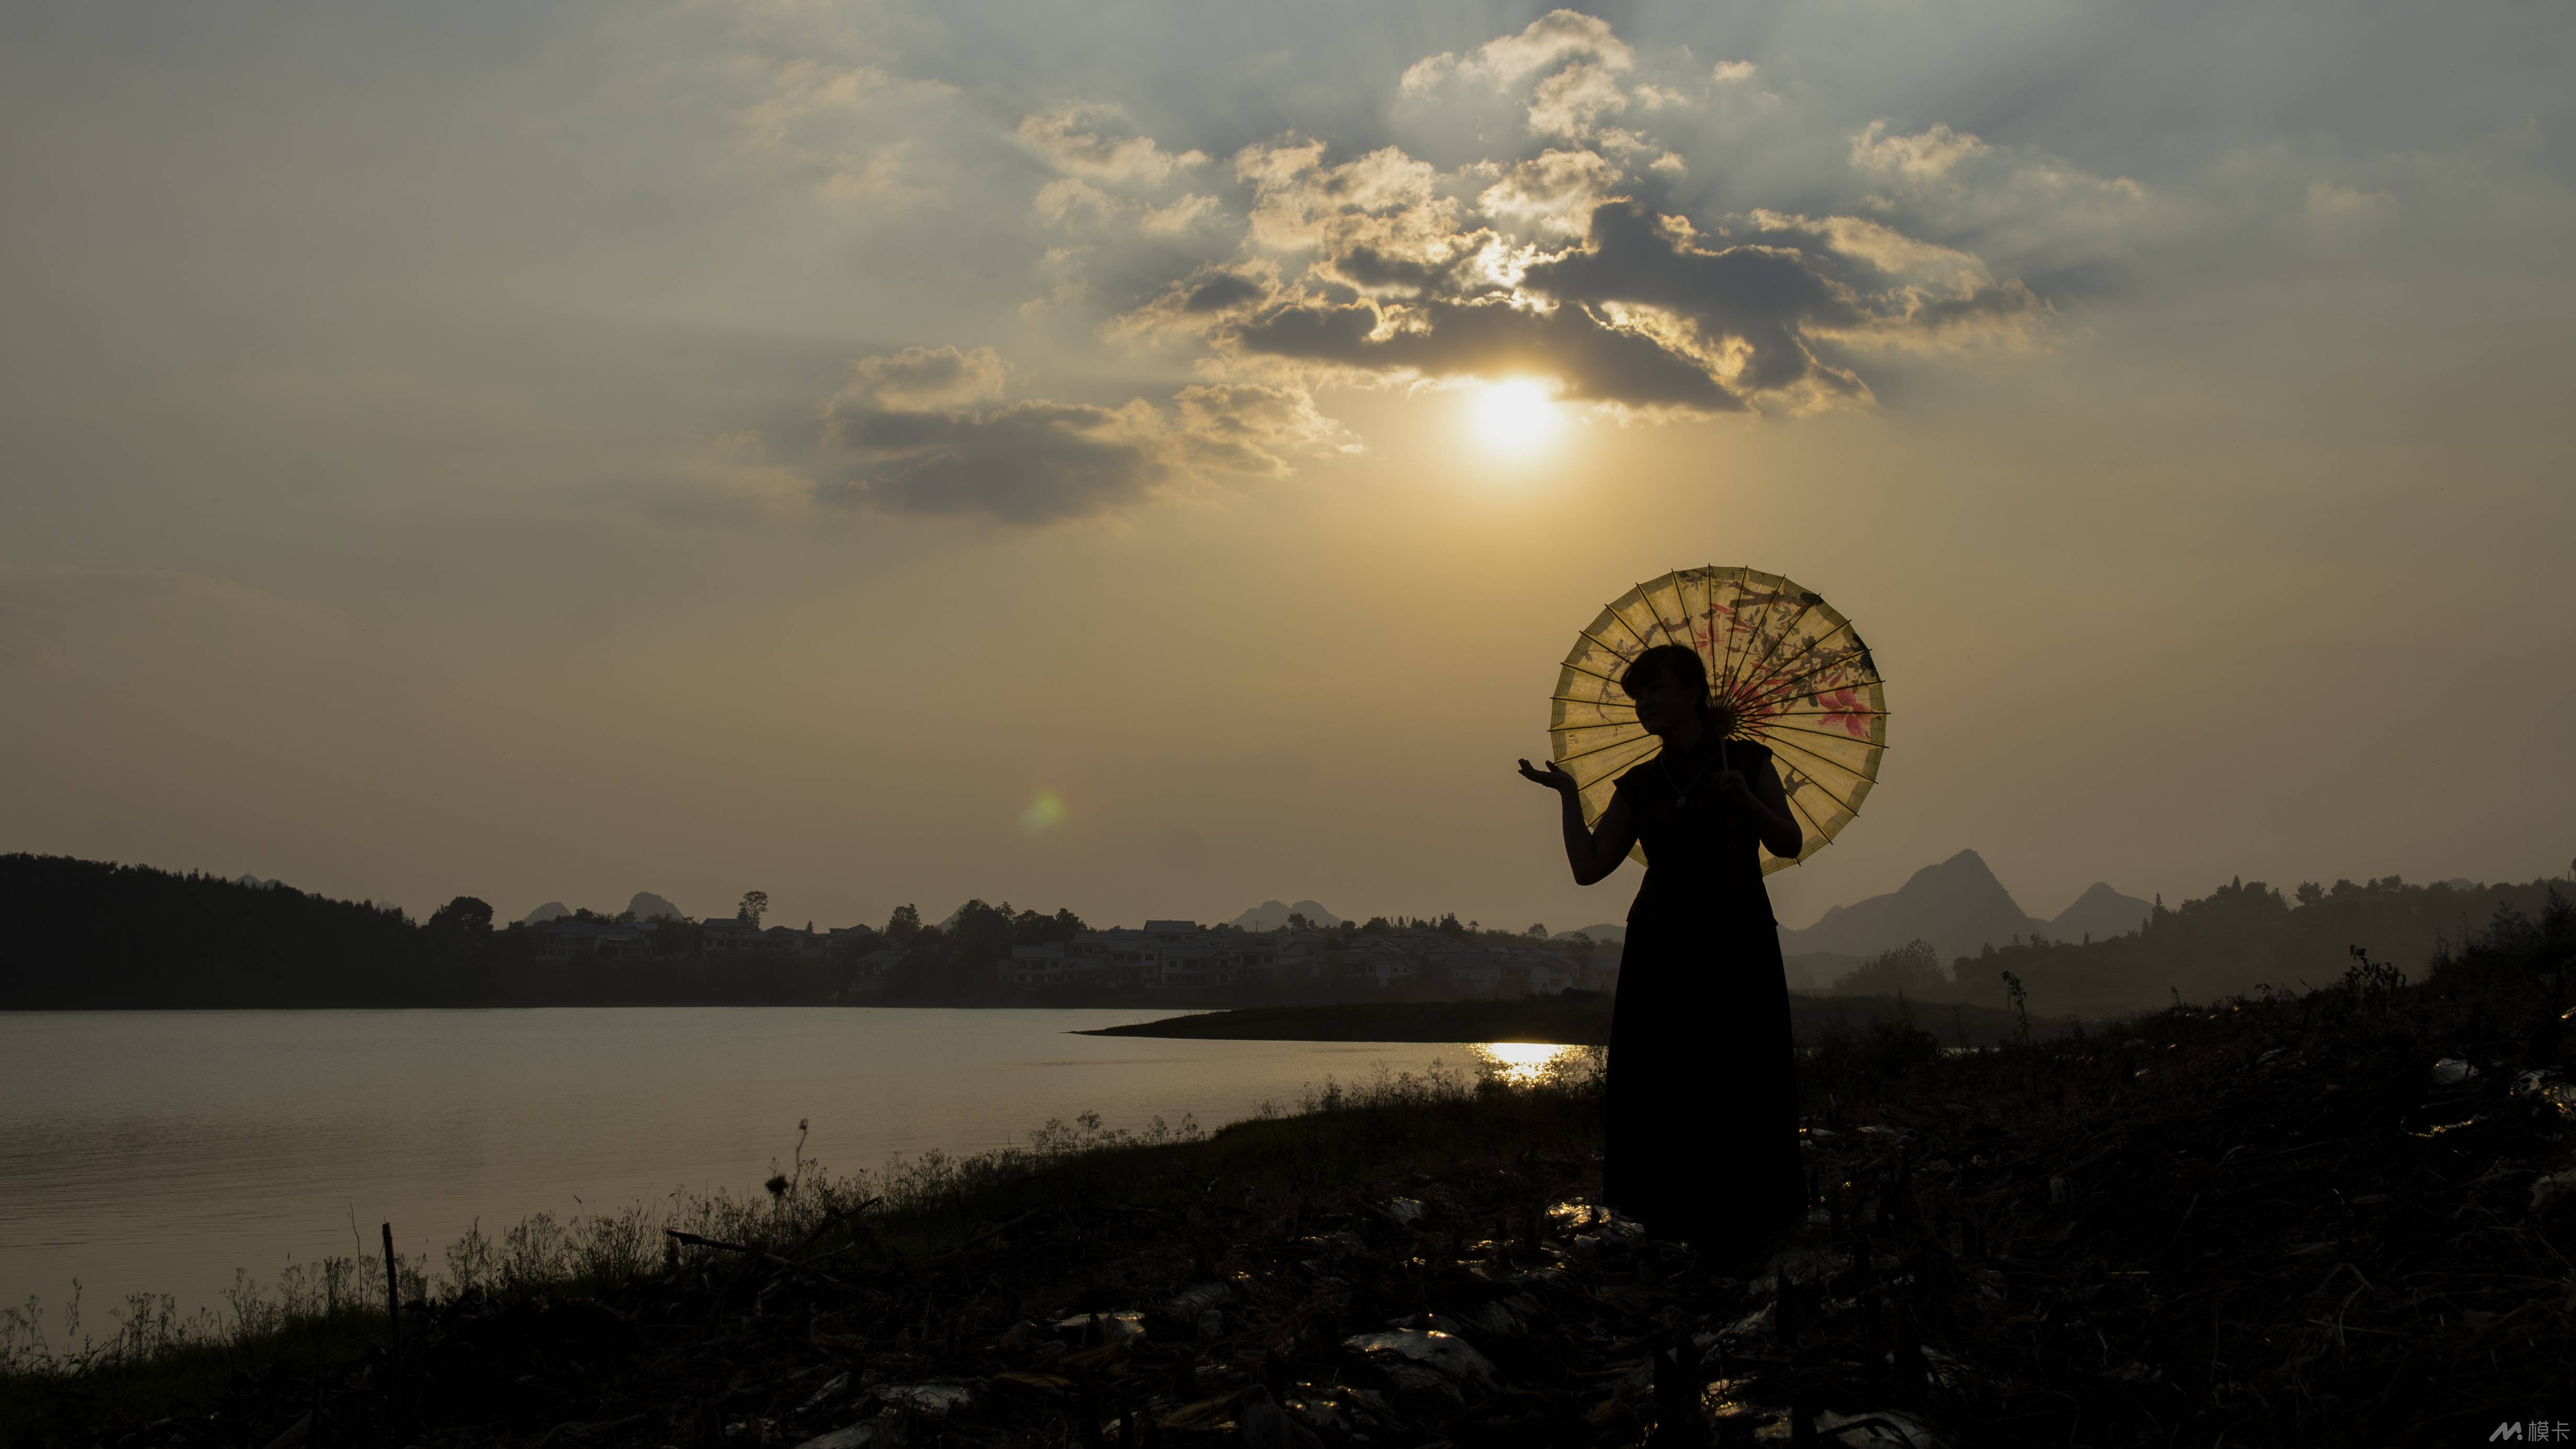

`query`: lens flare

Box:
[1018,788,1067,836]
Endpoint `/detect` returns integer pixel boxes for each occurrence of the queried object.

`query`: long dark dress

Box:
[1602,733,1807,1261]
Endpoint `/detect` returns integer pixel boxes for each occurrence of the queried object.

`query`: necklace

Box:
[1660,738,1726,807]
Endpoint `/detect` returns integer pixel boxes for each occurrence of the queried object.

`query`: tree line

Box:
[1817,872,2573,1016]
[0,854,1604,1009]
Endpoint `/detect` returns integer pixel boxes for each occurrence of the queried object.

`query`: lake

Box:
[0,1009,1531,1329]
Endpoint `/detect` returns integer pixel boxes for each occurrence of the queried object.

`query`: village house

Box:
[531,919,656,962]
[847,947,905,995]
[764,923,833,959]
[698,917,762,954]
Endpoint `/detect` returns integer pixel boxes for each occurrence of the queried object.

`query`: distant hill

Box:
[2046,882,2155,944]
[1553,923,1627,945]
[1778,849,2038,963]
[521,901,570,926]
[1232,899,1344,930]
[628,891,685,922]
[1776,850,2155,966]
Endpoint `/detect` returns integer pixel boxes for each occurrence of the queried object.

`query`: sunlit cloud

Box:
[1012,103,1208,187]
[734,10,2132,522]
[807,351,1351,522]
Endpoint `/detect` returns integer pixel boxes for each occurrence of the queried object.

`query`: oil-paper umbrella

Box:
[1549,566,1888,872]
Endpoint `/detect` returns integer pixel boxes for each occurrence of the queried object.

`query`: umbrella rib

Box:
[1756,719,1889,754]
[1760,739,1872,811]
[1763,729,1879,787]
[1761,710,1898,727]
[1558,661,1630,691]
[1685,571,1720,712]
[1770,757,1862,824]
[1705,572,1753,700]
[1737,648,1877,713]
[1761,702,1896,716]
[1602,601,1655,656]
[1638,577,1689,654]
[1708,577,1756,708]
[1780,786,1829,855]
[1554,729,1657,768]
[1570,739,1661,792]
[1727,618,1858,707]
[1549,695,1638,712]
[1759,722,1887,762]
[1722,591,1825,709]
[1576,627,1644,682]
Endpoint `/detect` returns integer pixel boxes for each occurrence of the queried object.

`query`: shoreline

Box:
[1082,993,2072,1046]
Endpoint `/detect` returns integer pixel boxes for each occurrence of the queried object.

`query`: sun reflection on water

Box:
[1474,1041,1581,1085]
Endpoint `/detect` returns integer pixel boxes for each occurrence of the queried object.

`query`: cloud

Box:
[1526,61,1632,142]
[810,353,1351,522]
[1013,104,1207,187]
[1851,120,1989,180]
[1397,10,1654,144]
[721,12,2087,524]
[1848,120,2150,265]
[1399,10,1634,93]
[835,346,1010,411]
[1034,177,1116,225]
[1141,170,2041,414]
[1038,177,1222,234]
[1234,141,1500,297]
[2305,179,2390,219]
[1477,149,1627,237]
[726,56,957,202]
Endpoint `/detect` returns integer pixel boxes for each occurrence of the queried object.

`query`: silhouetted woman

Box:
[1517,642,1808,1272]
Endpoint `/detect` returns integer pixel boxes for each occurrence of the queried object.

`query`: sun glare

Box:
[1476,1041,1580,1086]
[1470,377,1564,455]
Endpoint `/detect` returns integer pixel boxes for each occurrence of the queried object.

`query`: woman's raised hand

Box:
[1517,758,1579,795]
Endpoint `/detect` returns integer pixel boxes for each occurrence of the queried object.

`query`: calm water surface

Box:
[0,1009,1514,1322]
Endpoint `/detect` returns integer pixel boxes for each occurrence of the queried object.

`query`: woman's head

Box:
[1620,643,1719,738]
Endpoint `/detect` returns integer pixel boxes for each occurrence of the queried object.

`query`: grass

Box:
[0,1053,1605,1444]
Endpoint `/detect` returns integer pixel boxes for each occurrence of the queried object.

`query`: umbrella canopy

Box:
[1549,566,1887,872]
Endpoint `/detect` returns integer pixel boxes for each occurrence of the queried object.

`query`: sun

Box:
[1469,377,1565,455]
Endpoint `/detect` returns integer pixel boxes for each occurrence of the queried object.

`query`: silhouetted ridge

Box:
[1230,899,1344,930]
[1778,848,2040,962]
[2047,881,2154,942]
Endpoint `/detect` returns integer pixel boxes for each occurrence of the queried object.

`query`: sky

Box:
[2,0,2570,936]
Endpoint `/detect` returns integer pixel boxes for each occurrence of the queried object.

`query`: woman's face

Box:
[1627,666,1702,737]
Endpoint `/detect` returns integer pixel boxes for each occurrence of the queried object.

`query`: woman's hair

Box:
[1620,643,1719,727]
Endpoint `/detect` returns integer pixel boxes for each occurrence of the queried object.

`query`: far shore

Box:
[1078,992,2072,1046]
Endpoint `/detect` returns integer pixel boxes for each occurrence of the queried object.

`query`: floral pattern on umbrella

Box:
[1548,566,1889,873]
